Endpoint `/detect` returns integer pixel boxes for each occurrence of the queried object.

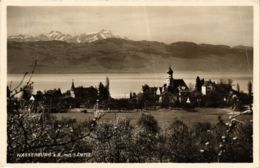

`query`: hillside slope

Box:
[7,39,253,74]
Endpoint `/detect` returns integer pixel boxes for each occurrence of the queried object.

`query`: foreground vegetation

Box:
[8,110,253,163]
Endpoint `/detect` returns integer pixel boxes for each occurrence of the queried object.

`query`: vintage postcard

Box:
[0,0,259,167]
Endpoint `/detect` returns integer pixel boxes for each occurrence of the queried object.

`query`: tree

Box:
[236,83,240,92]
[166,120,194,162]
[134,114,160,162]
[195,76,202,92]
[92,120,135,162]
[35,90,44,101]
[22,84,33,101]
[7,112,95,162]
[105,77,110,97]
[248,81,252,96]
[200,78,205,85]
[7,86,11,98]
[99,82,110,101]
[137,113,159,133]
[190,122,217,162]
[129,92,133,99]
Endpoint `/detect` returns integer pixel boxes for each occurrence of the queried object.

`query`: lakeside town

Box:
[7,66,253,114]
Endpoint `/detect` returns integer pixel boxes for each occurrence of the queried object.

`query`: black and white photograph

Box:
[2,1,259,166]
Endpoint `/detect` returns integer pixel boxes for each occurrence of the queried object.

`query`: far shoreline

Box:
[7,71,254,76]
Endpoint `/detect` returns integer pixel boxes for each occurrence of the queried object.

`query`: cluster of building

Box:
[8,65,252,113]
[133,66,245,108]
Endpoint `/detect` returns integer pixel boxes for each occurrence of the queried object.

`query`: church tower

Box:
[70,79,75,98]
[71,79,75,90]
[166,66,174,87]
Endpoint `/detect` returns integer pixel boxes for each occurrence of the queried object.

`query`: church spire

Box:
[166,65,174,87]
[71,79,75,90]
[167,67,173,75]
[70,79,75,98]
[167,65,173,78]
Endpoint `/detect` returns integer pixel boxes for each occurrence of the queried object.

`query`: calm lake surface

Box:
[8,72,253,98]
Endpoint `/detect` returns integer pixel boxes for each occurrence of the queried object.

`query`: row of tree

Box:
[7,112,252,163]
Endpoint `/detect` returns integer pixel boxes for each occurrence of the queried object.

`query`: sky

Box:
[7,6,253,46]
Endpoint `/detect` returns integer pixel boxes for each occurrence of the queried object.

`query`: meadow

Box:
[53,107,252,129]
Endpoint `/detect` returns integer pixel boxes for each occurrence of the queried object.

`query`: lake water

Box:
[8,72,253,98]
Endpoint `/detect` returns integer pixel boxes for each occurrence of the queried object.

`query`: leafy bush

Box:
[133,114,160,162]
[92,120,135,162]
[166,120,196,162]
[7,112,92,162]
[7,112,253,163]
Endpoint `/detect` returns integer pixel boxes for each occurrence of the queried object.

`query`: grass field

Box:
[52,108,252,129]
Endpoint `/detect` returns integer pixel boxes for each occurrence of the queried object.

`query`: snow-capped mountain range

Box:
[8,29,125,43]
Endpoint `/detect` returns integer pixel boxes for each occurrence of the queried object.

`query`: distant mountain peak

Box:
[47,30,63,36]
[99,29,111,33]
[8,29,123,43]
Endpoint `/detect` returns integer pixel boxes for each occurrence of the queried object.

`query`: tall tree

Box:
[195,76,202,92]
[105,77,110,98]
[236,83,240,92]
[129,92,133,99]
[248,81,252,96]
[106,77,110,91]
[7,86,11,98]
[99,82,110,101]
